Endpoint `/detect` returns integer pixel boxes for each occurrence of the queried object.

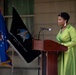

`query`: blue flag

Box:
[0,11,12,66]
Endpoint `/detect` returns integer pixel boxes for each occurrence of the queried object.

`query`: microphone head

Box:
[40,27,51,31]
[48,28,51,31]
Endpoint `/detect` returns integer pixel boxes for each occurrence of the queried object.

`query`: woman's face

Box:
[57,16,66,26]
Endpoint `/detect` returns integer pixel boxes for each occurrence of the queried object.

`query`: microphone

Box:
[40,27,51,31]
[38,27,51,39]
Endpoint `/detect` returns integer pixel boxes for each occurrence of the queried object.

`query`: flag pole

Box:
[12,1,14,74]
[11,45,14,75]
[7,40,14,75]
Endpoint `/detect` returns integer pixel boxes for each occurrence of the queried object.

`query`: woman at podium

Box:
[56,12,76,75]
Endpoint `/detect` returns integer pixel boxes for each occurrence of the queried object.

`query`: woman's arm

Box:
[62,27,76,47]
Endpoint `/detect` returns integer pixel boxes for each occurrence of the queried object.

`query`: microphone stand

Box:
[38,29,46,75]
[37,29,42,75]
[38,29,43,40]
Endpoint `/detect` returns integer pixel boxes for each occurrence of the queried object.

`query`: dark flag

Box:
[9,7,41,63]
[0,11,12,66]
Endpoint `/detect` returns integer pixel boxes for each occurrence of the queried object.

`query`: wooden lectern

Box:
[32,39,67,75]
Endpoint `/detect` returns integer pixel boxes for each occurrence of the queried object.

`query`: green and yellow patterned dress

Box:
[56,24,76,75]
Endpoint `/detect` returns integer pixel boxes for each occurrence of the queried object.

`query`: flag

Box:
[9,7,41,63]
[0,11,12,66]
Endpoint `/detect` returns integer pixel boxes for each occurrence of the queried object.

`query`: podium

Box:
[32,39,67,75]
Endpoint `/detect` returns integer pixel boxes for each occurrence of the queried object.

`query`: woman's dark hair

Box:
[58,12,70,23]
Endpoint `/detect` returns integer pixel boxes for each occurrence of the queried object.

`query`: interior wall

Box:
[34,0,76,41]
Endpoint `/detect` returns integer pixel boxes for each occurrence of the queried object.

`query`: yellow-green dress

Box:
[56,24,76,75]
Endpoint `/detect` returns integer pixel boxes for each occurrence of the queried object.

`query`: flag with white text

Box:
[9,7,41,63]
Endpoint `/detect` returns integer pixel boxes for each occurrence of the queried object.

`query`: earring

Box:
[64,22,66,26]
